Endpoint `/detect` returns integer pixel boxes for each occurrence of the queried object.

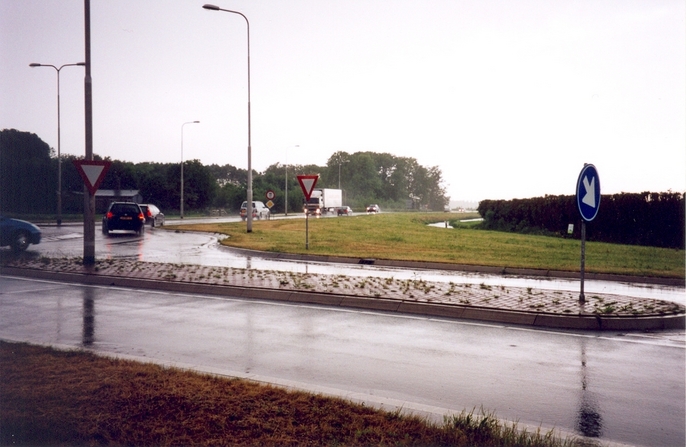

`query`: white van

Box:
[240,201,270,221]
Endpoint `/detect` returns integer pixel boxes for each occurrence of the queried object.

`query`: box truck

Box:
[304,188,342,215]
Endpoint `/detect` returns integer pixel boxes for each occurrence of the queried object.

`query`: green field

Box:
[168,212,684,279]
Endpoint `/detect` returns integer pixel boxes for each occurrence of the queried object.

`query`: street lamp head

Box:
[202,4,220,10]
[193,120,200,123]
[31,62,85,69]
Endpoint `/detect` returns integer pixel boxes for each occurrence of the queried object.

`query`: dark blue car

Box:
[0,215,42,252]
[102,202,145,235]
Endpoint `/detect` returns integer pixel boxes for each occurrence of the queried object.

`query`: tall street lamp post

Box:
[284,156,288,217]
[203,3,254,232]
[180,121,200,219]
[29,62,85,226]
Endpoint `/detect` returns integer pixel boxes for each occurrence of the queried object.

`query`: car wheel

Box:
[151,219,156,228]
[102,222,108,235]
[11,231,29,252]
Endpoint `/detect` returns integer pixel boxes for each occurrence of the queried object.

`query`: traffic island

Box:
[1,256,684,331]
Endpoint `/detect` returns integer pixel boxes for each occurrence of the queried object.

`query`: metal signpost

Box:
[83,0,96,266]
[265,190,275,218]
[576,164,601,304]
[297,175,319,250]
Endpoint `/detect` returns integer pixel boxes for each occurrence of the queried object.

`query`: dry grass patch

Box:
[1,341,579,446]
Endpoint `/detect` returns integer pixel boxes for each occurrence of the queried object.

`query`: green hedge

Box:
[478,192,685,249]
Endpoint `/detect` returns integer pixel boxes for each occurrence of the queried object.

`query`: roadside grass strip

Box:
[0,341,584,447]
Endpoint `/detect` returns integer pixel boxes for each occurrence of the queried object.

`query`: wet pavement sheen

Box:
[0,275,684,447]
[27,222,686,305]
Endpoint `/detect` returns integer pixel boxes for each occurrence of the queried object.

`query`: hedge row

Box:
[477,192,685,249]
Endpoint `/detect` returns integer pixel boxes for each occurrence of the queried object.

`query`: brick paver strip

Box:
[2,257,684,330]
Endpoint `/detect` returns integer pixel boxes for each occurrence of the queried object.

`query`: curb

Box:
[2,266,683,331]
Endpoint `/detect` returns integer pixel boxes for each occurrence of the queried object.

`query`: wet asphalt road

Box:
[0,275,684,447]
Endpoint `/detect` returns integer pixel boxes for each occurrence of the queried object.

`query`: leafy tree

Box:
[1,128,449,216]
[214,182,245,211]
[137,162,176,211]
[0,129,55,214]
[100,159,137,190]
[178,159,216,211]
[320,151,448,210]
[327,151,351,190]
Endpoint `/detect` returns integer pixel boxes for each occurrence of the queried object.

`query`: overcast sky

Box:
[1,0,684,201]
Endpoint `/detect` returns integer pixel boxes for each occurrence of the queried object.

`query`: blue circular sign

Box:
[576,164,601,222]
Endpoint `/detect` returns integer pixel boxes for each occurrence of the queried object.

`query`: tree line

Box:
[478,192,685,249]
[0,129,449,216]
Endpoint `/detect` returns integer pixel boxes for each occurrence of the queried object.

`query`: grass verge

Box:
[167,212,684,279]
[0,341,581,447]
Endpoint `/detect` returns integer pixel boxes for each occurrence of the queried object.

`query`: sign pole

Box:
[575,163,600,306]
[83,0,95,266]
[579,221,586,304]
[297,174,319,250]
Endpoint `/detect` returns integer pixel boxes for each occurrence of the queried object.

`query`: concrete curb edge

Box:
[2,266,683,331]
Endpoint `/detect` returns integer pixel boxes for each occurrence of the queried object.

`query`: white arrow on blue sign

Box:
[576,164,601,222]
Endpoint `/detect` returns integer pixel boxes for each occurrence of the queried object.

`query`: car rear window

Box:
[112,204,140,214]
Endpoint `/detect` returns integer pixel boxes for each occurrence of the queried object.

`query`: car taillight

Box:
[138,213,145,221]
[106,212,114,219]
[146,209,152,217]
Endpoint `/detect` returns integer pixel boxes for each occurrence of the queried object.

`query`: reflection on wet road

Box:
[30,223,685,305]
[0,276,683,447]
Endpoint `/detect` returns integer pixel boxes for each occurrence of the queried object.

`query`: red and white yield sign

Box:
[73,160,111,195]
[297,175,319,201]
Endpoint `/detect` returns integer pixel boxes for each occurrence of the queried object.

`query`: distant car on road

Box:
[140,204,165,227]
[102,202,145,235]
[366,204,380,213]
[240,201,270,221]
[0,215,41,252]
[337,206,353,216]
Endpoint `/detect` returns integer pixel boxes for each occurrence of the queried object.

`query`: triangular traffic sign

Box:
[297,175,319,201]
[73,160,112,195]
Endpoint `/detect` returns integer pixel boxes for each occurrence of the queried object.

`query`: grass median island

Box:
[1,341,578,447]
[168,212,685,279]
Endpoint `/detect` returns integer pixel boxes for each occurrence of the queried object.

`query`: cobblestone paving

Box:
[6,256,684,318]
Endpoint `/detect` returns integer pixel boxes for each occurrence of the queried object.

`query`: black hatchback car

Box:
[102,202,145,235]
